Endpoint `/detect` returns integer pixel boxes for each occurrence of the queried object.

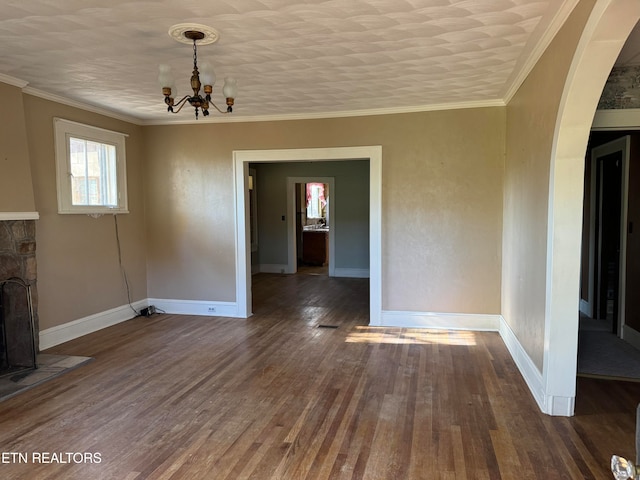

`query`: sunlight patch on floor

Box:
[345,327,477,346]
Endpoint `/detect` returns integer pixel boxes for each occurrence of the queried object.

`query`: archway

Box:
[545,0,640,415]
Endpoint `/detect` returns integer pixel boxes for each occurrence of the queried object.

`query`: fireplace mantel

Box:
[0,212,39,221]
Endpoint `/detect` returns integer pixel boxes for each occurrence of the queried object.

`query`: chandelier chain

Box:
[193,39,198,70]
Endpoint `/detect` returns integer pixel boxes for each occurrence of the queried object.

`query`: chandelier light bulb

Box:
[157,64,174,88]
[222,77,237,99]
[222,77,237,113]
[199,61,216,87]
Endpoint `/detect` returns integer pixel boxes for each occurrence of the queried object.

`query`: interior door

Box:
[596,151,623,326]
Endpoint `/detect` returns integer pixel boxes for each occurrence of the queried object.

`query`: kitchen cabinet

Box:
[302,229,328,266]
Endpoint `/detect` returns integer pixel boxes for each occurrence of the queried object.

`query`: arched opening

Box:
[545,0,640,415]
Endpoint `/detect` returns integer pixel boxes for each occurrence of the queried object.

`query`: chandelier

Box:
[158,24,237,120]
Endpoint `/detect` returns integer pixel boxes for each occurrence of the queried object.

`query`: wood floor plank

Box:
[0,273,639,479]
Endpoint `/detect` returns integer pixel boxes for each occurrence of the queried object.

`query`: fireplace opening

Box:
[0,278,37,376]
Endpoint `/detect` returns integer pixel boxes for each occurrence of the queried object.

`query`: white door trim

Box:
[233,146,382,324]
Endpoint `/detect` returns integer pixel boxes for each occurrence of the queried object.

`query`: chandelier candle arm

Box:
[160,25,237,120]
[168,95,194,114]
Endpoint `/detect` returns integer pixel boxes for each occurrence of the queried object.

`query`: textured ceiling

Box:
[0,0,594,124]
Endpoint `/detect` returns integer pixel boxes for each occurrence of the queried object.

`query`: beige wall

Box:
[144,108,505,314]
[22,95,148,330]
[503,0,595,370]
[1,70,504,330]
[0,83,35,213]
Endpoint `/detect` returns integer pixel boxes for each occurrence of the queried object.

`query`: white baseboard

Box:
[334,268,369,278]
[39,300,147,350]
[545,396,575,417]
[147,298,240,318]
[498,316,545,409]
[39,298,241,350]
[258,265,368,277]
[378,310,500,330]
[579,299,592,317]
[375,311,575,416]
[38,299,574,416]
[259,264,289,274]
[498,316,574,416]
[623,324,640,351]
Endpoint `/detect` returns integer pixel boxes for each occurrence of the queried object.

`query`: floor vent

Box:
[318,324,339,329]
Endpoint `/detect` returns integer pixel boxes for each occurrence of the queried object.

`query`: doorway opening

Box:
[289,177,335,277]
[233,146,382,324]
[581,135,630,336]
[578,133,640,381]
[297,182,329,275]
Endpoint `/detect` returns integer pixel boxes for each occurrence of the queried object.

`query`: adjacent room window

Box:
[306,183,326,219]
[54,118,129,214]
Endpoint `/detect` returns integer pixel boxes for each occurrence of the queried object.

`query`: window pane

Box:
[69,137,117,207]
[306,183,325,219]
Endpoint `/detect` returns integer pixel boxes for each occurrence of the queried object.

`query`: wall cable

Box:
[114,214,139,316]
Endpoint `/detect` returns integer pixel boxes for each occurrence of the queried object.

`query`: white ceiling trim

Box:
[12,77,506,126]
[22,86,142,125]
[0,73,28,89]
[141,99,507,126]
[502,0,581,103]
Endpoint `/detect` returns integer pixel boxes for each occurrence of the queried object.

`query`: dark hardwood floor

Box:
[0,272,638,479]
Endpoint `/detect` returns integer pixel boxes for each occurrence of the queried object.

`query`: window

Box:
[54,118,128,214]
[306,183,326,219]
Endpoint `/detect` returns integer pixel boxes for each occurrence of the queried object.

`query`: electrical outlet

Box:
[207,306,216,313]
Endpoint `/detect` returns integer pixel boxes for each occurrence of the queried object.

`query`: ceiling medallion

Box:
[168,23,219,45]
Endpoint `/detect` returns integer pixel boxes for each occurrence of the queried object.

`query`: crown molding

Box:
[140,99,506,126]
[15,84,504,127]
[0,73,29,89]
[501,0,581,104]
[22,86,144,125]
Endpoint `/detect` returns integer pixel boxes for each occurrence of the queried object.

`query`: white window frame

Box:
[54,118,129,215]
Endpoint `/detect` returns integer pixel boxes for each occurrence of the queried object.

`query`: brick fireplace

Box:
[0,220,38,373]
